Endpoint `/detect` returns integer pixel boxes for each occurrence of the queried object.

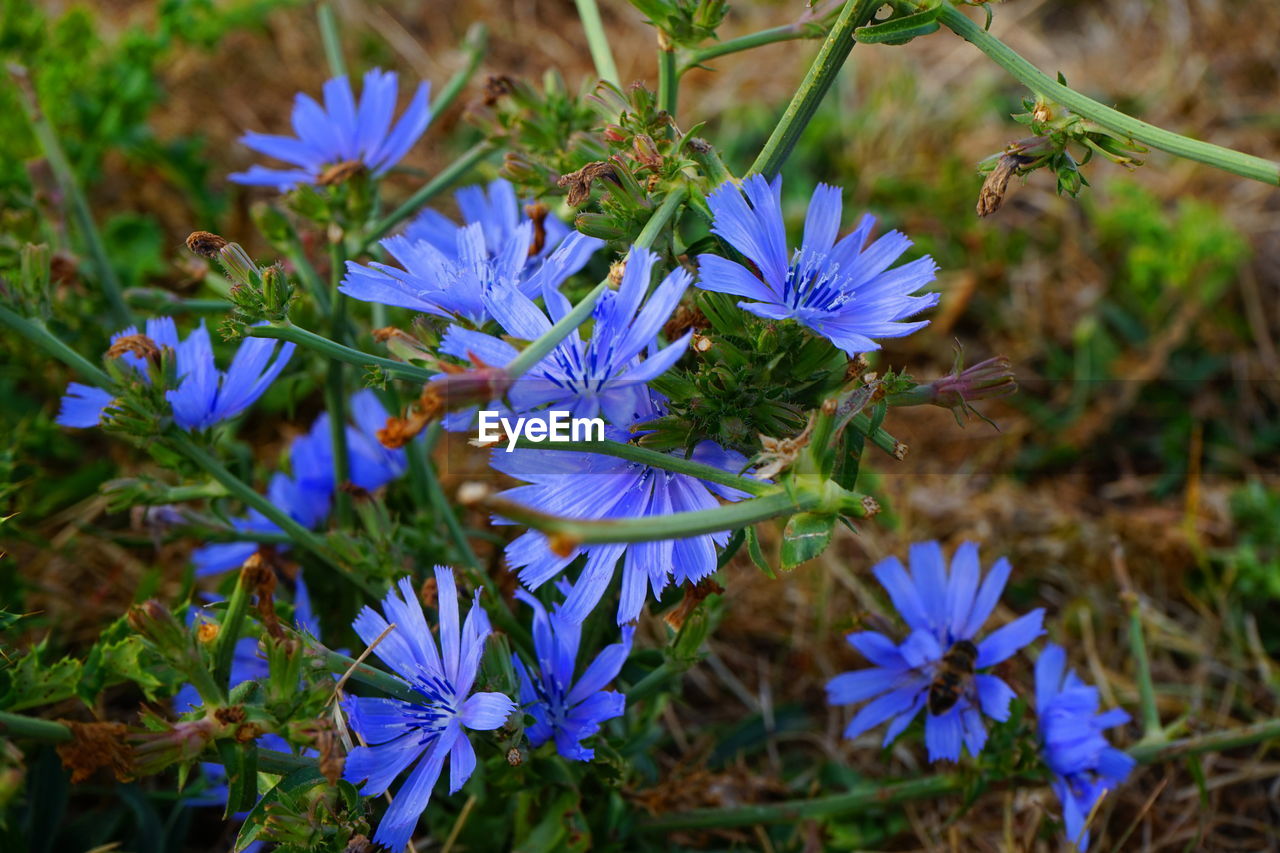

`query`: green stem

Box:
[212,569,253,689]
[1127,601,1163,740]
[316,2,348,80]
[491,487,831,544]
[573,0,621,87]
[361,141,496,251]
[433,24,489,118]
[0,711,71,742]
[930,3,1279,186]
[0,305,113,387]
[642,774,966,830]
[657,42,678,117]
[326,239,352,525]
[505,186,687,379]
[165,431,375,596]
[748,0,879,178]
[640,717,1280,831]
[11,66,131,326]
[316,648,423,703]
[847,412,904,459]
[281,225,330,313]
[510,438,768,496]
[245,323,435,383]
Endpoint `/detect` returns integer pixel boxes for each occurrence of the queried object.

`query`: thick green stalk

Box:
[246,323,435,383]
[212,569,253,690]
[491,487,830,544]
[325,239,353,525]
[316,2,348,79]
[747,0,880,178]
[11,66,131,326]
[931,3,1279,185]
[317,648,423,703]
[166,431,375,596]
[658,41,678,116]
[510,438,768,496]
[574,0,622,87]
[505,186,687,379]
[361,141,496,250]
[0,305,113,387]
[433,24,489,118]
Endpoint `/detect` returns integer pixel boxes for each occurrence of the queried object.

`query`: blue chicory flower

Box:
[342,568,515,852]
[191,390,406,576]
[697,175,939,357]
[404,178,572,269]
[826,541,1045,762]
[511,587,634,760]
[56,317,294,431]
[340,221,600,327]
[440,246,691,427]
[490,433,753,624]
[230,69,431,190]
[1036,644,1135,850]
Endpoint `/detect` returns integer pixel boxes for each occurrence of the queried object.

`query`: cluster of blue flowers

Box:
[51,67,1136,851]
[827,542,1133,845]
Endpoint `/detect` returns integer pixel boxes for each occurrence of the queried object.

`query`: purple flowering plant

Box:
[5,1,1276,851]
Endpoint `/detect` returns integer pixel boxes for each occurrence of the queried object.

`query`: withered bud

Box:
[663,579,724,631]
[214,706,246,726]
[691,334,713,353]
[662,304,708,340]
[186,230,228,258]
[482,75,515,106]
[506,747,523,766]
[524,202,549,258]
[557,161,618,207]
[976,137,1049,217]
[860,496,882,517]
[419,576,439,610]
[196,622,220,644]
[608,260,626,288]
[57,721,134,783]
[632,134,662,170]
[106,334,160,362]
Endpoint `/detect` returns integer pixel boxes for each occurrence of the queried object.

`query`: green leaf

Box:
[514,790,590,852]
[854,6,941,45]
[744,525,775,578]
[780,512,836,569]
[233,766,325,853]
[0,648,82,712]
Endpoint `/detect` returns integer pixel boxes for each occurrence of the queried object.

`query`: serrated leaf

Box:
[1,650,82,712]
[780,512,836,569]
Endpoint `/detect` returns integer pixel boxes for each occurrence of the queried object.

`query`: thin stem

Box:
[573,0,621,87]
[1127,718,1280,763]
[316,2,348,80]
[657,41,678,117]
[10,66,131,326]
[930,3,1279,186]
[245,323,435,384]
[124,292,231,314]
[0,305,113,387]
[680,1,842,73]
[433,24,489,118]
[846,412,905,459]
[509,438,768,496]
[505,186,687,379]
[281,224,330,313]
[748,0,879,178]
[0,711,72,742]
[1127,601,1163,740]
[490,487,826,544]
[166,431,375,596]
[326,239,352,525]
[361,141,496,250]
